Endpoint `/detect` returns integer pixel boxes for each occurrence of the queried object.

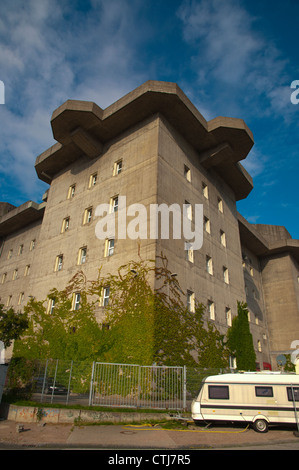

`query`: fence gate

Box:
[89,362,186,410]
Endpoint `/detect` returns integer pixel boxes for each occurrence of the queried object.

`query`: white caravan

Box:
[191,372,299,433]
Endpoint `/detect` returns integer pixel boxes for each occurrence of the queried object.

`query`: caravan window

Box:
[255,386,273,397]
[208,385,229,399]
[287,387,299,402]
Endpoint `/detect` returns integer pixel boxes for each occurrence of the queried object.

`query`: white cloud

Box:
[246,215,261,224]
[0,0,148,203]
[179,0,261,84]
[241,148,268,178]
[177,0,291,118]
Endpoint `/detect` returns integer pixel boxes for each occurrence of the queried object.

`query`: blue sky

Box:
[0,0,298,238]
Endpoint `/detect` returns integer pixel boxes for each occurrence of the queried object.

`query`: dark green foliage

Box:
[14,272,108,362]
[226,301,256,371]
[0,304,28,348]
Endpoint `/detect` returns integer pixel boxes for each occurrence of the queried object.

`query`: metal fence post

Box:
[183,366,187,411]
[137,365,141,409]
[89,361,95,406]
[66,360,73,405]
[41,359,48,403]
[51,359,59,404]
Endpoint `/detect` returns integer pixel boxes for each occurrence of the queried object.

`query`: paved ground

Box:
[0,419,298,450]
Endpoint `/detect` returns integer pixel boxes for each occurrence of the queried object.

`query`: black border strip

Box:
[201,404,297,412]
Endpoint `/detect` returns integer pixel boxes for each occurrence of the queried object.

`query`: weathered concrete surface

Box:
[0,403,171,424]
[0,419,298,450]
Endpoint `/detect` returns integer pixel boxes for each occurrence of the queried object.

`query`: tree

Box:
[226,301,256,371]
[13,272,109,361]
[0,304,28,348]
[14,256,229,368]
[89,255,229,367]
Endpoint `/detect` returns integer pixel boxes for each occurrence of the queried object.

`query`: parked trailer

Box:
[191,372,299,433]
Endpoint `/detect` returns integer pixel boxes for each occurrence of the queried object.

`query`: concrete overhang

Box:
[35,141,82,185]
[0,201,45,236]
[238,213,269,255]
[266,239,299,263]
[35,80,254,200]
[238,213,299,263]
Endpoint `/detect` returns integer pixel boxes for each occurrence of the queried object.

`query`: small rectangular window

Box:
[184,200,192,221]
[187,290,195,313]
[220,230,226,247]
[223,267,229,284]
[61,217,70,233]
[229,356,237,369]
[208,300,215,320]
[18,292,24,305]
[226,307,232,327]
[208,385,229,400]
[7,249,13,259]
[287,387,299,402]
[110,196,119,213]
[6,295,12,307]
[89,172,97,188]
[105,239,115,257]
[73,292,81,311]
[113,159,123,175]
[78,247,87,265]
[67,184,76,199]
[255,386,273,397]
[206,256,213,275]
[24,265,30,276]
[184,165,191,182]
[218,197,223,213]
[18,244,23,255]
[204,217,211,234]
[185,242,194,263]
[202,183,208,199]
[83,207,93,224]
[48,298,56,315]
[12,269,18,280]
[1,273,7,284]
[30,240,36,251]
[102,287,110,306]
[55,255,63,272]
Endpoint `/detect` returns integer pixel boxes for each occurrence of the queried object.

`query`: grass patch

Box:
[2,397,183,415]
[73,418,192,429]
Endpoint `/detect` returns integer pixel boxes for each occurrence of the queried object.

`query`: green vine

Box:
[226,301,256,371]
[14,255,229,368]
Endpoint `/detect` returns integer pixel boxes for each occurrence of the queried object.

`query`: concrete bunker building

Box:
[0,81,298,369]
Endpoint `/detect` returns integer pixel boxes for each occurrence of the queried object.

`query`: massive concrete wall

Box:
[260,253,299,357]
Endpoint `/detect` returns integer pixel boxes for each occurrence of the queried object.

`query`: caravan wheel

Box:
[253,419,268,433]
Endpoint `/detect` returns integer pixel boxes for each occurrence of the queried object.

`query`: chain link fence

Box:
[90,362,185,409]
[2,358,231,411]
[185,367,231,410]
[3,358,91,407]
